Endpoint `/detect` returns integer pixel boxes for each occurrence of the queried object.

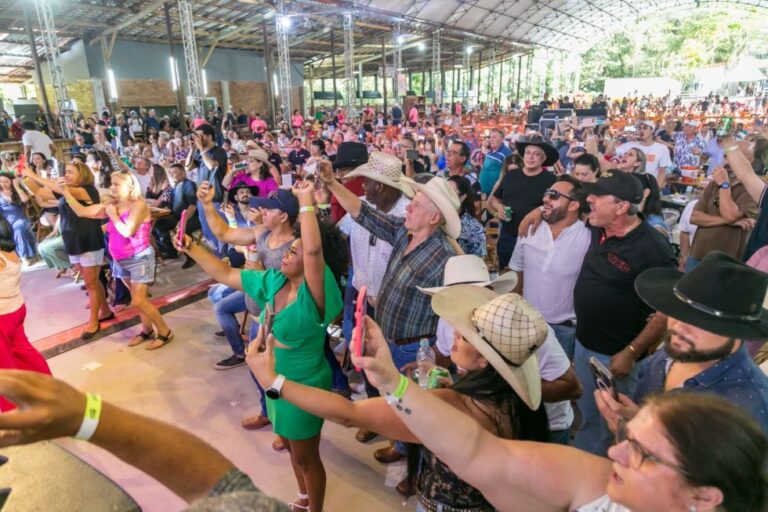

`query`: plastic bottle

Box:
[416,340,436,389]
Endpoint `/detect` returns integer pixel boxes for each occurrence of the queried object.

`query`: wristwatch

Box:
[719,181,731,190]
[265,374,286,400]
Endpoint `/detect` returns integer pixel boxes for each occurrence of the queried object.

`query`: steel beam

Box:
[178,0,203,115]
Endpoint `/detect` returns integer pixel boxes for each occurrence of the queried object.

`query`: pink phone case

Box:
[177,210,188,245]
[352,286,367,371]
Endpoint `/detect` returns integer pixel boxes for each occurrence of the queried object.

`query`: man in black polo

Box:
[287,138,310,172]
[572,170,675,456]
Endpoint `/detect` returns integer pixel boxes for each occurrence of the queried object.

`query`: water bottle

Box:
[416,340,436,389]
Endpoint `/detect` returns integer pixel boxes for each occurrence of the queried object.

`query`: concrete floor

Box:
[45,299,411,512]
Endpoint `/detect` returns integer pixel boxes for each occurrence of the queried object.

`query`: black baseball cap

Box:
[583,170,643,203]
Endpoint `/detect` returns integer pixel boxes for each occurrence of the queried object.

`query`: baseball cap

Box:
[684,119,700,127]
[638,120,655,129]
[249,189,299,221]
[583,170,643,203]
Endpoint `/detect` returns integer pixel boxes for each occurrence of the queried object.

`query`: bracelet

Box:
[317,203,331,210]
[227,219,237,228]
[626,344,638,355]
[65,197,78,207]
[74,393,103,441]
[299,205,315,214]
[385,375,412,413]
[724,145,739,153]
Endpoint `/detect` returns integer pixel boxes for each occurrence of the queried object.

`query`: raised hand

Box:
[246,333,277,388]
[196,180,215,205]
[351,317,401,394]
[317,160,334,185]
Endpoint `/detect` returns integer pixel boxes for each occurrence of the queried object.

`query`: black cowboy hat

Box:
[635,251,768,340]
[514,136,559,167]
[333,141,369,170]
[227,182,259,203]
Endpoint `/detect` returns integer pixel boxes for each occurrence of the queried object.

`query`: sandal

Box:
[145,330,174,350]
[288,493,309,511]
[271,437,286,452]
[128,330,155,347]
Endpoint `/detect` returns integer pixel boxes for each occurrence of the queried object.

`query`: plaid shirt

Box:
[355,202,457,341]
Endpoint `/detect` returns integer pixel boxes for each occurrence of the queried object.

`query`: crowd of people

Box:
[1,92,768,512]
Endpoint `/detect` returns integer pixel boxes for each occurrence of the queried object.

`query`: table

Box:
[150,207,171,219]
[0,441,139,511]
[661,193,697,211]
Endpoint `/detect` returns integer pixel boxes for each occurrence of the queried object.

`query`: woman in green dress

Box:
[176,174,347,512]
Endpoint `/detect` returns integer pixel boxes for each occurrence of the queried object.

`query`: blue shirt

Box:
[478,143,512,195]
[634,344,768,433]
[705,137,725,171]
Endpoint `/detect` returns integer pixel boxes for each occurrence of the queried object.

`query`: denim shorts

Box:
[68,249,105,267]
[111,246,156,284]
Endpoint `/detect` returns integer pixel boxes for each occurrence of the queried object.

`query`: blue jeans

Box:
[197,200,222,255]
[550,323,577,361]
[572,340,640,456]
[208,285,245,356]
[549,429,570,445]
[496,230,517,270]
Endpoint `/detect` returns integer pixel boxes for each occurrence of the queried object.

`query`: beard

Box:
[543,204,568,224]
[663,330,737,363]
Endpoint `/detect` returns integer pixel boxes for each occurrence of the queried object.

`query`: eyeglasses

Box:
[544,188,577,201]
[615,420,690,477]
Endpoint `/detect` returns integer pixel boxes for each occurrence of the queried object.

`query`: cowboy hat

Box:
[333,141,369,170]
[401,175,462,239]
[635,251,768,340]
[227,182,259,203]
[431,285,546,409]
[418,255,518,295]
[247,148,273,167]
[344,152,414,197]
[514,136,559,167]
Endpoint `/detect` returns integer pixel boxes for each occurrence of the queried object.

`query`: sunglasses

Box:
[544,188,577,201]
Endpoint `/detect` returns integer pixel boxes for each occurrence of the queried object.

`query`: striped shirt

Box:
[355,203,456,341]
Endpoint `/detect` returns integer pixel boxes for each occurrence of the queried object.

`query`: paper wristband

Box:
[299,206,316,214]
[392,374,410,400]
[74,393,103,441]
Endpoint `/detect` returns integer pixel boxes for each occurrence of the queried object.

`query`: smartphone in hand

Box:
[177,210,188,245]
[589,356,618,400]
[352,286,367,371]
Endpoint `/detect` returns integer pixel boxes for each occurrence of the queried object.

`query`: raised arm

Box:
[293,180,326,316]
[62,187,107,218]
[196,181,261,246]
[353,318,612,511]
[724,137,767,203]
[22,167,67,195]
[175,234,244,291]
[318,160,362,218]
[0,370,233,504]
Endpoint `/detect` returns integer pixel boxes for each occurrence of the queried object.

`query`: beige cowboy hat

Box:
[345,152,414,197]
[431,285,547,410]
[247,148,273,167]
[401,175,462,239]
[418,255,518,296]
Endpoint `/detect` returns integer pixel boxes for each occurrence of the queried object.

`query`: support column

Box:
[392,22,403,103]
[477,48,483,104]
[23,4,54,134]
[330,28,338,110]
[164,3,184,116]
[516,55,522,102]
[178,0,203,115]
[275,0,292,121]
[342,13,355,119]
[381,36,388,113]
[262,20,276,122]
[358,62,363,110]
[431,29,441,105]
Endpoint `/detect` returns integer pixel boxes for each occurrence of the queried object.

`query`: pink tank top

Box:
[107,208,151,260]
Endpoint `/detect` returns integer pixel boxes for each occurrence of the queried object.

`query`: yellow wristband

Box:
[74,393,103,441]
[317,203,331,209]
[299,205,315,214]
[392,374,410,399]
[725,145,739,153]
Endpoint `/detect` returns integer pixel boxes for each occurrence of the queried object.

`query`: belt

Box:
[552,319,576,328]
[392,335,431,346]
[417,494,493,512]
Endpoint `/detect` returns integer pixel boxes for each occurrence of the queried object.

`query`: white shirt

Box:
[22,130,53,159]
[438,319,574,431]
[509,220,590,324]
[678,199,699,244]
[132,170,151,196]
[616,141,672,181]
[338,195,410,300]
[539,326,575,431]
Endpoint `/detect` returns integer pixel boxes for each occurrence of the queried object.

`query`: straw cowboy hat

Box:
[344,152,414,197]
[247,148,273,167]
[418,255,518,296]
[636,251,768,340]
[402,175,462,239]
[431,285,547,410]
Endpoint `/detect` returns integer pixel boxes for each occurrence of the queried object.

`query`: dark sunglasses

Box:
[544,188,577,201]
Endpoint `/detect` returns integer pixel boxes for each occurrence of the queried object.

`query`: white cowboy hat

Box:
[402,175,461,239]
[431,285,546,410]
[418,255,518,296]
[345,152,414,197]
[247,148,274,167]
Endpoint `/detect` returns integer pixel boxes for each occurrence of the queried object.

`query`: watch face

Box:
[266,388,280,400]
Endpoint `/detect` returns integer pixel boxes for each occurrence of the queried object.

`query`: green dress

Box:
[241,266,343,440]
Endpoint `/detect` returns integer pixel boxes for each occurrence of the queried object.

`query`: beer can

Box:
[504,206,513,221]
[428,367,451,389]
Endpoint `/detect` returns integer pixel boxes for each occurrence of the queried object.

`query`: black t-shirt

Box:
[268,152,283,170]
[492,169,556,237]
[55,185,105,256]
[574,221,675,355]
[288,148,310,167]
[194,145,228,203]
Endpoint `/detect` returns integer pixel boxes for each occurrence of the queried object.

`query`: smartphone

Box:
[177,210,188,245]
[589,357,618,400]
[262,302,275,342]
[352,286,367,371]
[406,149,419,161]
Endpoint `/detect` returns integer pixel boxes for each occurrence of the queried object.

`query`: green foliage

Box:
[580,8,768,93]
